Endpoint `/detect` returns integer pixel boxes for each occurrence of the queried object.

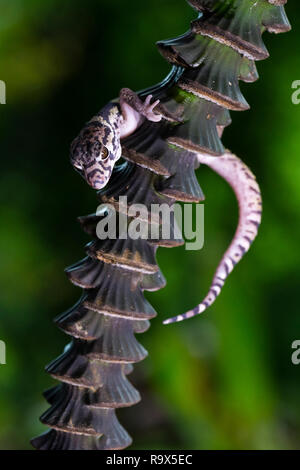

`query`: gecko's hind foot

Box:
[142,95,162,122]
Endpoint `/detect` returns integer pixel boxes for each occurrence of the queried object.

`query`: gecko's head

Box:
[70,120,122,190]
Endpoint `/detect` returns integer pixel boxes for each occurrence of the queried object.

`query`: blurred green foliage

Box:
[0,0,299,450]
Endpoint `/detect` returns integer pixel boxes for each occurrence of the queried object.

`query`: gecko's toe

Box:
[144,95,152,106]
[148,99,160,113]
[142,96,162,122]
[152,114,162,122]
[147,112,162,123]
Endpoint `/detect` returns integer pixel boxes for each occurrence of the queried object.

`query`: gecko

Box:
[70,88,161,190]
[70,88,262,325]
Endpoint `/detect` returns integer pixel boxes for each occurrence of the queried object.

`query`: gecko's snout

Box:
[84,164,112,191]
[89,180,105,190]
[86,172,106,190]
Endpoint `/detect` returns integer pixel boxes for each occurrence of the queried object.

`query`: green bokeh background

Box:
[0,0,299,450]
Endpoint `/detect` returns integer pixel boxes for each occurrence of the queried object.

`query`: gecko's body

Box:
[71,88,262,325]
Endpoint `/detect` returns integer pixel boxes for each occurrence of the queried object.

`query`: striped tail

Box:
[163,151,262,325]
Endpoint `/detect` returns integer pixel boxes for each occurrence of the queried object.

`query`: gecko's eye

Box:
[100,146,109,161]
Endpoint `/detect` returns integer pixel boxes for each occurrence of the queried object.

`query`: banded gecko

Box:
[70,89,262,325]
[71,88,161,190]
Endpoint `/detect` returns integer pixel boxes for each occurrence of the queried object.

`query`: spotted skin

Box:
[163,151,262,325]
[70,89,161,190]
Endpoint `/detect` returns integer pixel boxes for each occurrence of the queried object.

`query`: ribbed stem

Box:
[32,0,290,450]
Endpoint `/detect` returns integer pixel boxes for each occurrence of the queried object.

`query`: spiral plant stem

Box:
[32,0,290,450]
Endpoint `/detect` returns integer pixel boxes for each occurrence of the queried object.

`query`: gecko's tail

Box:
[163,151,262,325]
[163,270,229,324]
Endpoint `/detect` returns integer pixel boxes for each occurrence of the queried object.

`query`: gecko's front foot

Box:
[142,95,162,122]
